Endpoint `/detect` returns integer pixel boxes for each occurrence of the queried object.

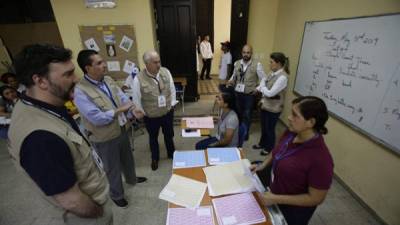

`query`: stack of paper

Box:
[183,117,214,129]
[207,147,241,165]
[173,150,206,169]
[167,206,215,225]
[212,192,266,225]
[182,128,201,137]
[159,174,207,208]
[203,159,260,196]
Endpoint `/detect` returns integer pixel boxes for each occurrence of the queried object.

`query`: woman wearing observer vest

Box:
[251,96,334,225]
[254,52,289,155]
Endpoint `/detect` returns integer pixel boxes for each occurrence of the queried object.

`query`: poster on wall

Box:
[119,35,134,52]
[79,24,139,79]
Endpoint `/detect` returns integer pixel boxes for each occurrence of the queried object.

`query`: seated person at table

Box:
[1,72,26,93]
[0,85,19,138]
[251,96,334,225]
[195,92,239,149]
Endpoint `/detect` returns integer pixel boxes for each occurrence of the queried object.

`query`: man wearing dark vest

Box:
[74,50,147,208]
[131,50,177,171]
[227,44,267,139]
[9,44,112,225]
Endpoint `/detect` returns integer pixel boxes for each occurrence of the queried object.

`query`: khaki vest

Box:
[8,100,109,215]
[260,70,287,113]
[233,59,260,94]
[76,76,125,143]
[137,68,172,118]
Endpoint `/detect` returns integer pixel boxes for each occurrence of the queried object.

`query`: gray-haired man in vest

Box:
[227,44,267,139]
[130,50,177,171]
[74,50,147,208]
[9,44,112,225]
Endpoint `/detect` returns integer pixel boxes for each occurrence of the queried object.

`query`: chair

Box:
[238,122,248,148]
[174,82,185,113]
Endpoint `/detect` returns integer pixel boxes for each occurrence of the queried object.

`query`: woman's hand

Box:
[257,191,277,207]
[249,164,259,174]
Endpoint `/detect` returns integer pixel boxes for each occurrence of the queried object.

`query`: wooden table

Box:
[181,119,211,136]
[174,77,187,86]
[168,149,273,225]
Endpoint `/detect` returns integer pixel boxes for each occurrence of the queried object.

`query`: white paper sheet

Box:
[182,128,201,137]
[159,174,207,208]
[183,117,214,129]
[107,61,120,72]
[84,38,100,51]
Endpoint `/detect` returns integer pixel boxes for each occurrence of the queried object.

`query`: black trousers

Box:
[143,109,175,161]
[200,58,212,78]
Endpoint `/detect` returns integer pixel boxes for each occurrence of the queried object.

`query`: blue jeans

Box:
[259,110,281,151]
[195,136,218,150]
[235,92,255,138]
[0,126,8,139]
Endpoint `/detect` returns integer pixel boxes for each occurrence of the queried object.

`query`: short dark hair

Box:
[77,49,98,73]
[292,96,329,134]
[1,72,17,84]
[270,52,290,74]
[13,44,72,88]
[221,92,235,110]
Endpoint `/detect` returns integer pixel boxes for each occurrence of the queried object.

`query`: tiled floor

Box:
[0,94,384,225]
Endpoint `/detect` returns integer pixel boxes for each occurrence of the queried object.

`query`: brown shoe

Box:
[151,160,158,171]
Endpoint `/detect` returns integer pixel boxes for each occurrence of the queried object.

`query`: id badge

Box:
[158,95,167,107]
[118,113,128,126]
[235,83,245,93]
[91,148,104,171]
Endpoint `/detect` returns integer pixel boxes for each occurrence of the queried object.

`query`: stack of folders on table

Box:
[212,192,266,225]
[207,147,241,165]
[172,150,206,169]
[159,174,207,209]
[166,206,215,225]
[203,159,266,197]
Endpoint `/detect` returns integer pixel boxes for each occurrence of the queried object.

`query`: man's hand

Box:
[115,102,134,116]
[226,79,235,87]
[133,109,144,119]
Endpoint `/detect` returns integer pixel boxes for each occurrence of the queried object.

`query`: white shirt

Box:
[219,52,232,80]
[229,59,267,82]
[129,68,177,114]
[256,68,288,97]
[200,41,213,59]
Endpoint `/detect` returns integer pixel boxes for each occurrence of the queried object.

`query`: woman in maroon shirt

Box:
[251,96,334,225]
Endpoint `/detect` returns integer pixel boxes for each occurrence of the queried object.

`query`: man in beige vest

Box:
[8,44,112,225]
[74,50,147,208]
[131,50,177,171]
[227,44,266,139]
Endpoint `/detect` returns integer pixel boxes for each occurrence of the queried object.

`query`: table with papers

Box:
[167,149,276,225]
[181,117,213,137]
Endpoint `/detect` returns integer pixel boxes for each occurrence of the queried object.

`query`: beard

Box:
[242,55,251,62]
[48,79,76,102]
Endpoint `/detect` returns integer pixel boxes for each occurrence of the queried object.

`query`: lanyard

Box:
[84,75,118,108]
[238,61,251,83]
[21,98,91,146]
[272,133,320,173]
[145,73,162,94]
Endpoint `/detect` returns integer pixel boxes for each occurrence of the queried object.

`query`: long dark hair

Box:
[270,52,290,74]
[292,96,329,134]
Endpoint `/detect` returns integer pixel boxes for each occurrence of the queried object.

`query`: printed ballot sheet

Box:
[166,206,215,225]
[212,192,266,225]
[173,150,207,169]
[183,117,214,129]
[203,159,256,196]
[207,147,241,165]
[159,174,207,208]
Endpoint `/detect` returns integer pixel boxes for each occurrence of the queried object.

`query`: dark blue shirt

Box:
[19,94,87,196]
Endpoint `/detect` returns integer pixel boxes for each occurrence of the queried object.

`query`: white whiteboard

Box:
[294,14,400,154]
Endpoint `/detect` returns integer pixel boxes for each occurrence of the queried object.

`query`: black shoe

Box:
[168,154,173,159]
[252,144,263,150]
[200,77,204,80]
[206,76,212,80]
[137,177,147,183]
[260,150,270,156]
[112,198,128,208]
[151,160,158,171]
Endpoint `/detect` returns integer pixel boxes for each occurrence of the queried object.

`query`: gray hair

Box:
[143,50,159,64]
